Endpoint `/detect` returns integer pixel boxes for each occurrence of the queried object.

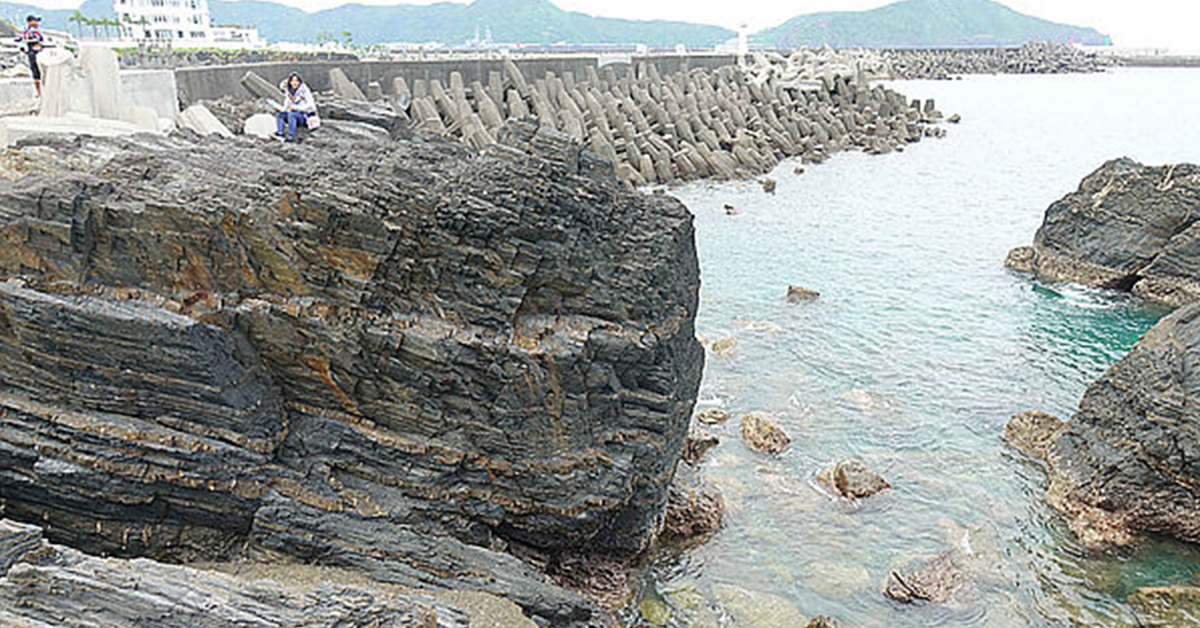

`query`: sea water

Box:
[627,68,1200,628]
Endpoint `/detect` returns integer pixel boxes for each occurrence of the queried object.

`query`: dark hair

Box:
[287,73,303,94]
[26,15,40,22]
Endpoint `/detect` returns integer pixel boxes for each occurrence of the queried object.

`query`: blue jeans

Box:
[275,110,307,139]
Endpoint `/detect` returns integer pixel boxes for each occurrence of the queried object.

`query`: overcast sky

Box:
[32,0,1200,50]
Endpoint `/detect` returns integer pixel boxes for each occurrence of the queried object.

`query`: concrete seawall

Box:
[175,54,737,105]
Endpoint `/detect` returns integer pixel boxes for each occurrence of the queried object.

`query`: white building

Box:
[112,0,264,49]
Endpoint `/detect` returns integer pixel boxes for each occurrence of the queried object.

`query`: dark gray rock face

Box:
[0,518,476,628]
[0,121,704,626]
[1006,158,1200,308]
[1014,303,1200,548]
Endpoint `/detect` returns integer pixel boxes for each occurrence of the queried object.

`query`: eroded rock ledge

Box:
[1007,304,1200,548]
[1006,158,1200,308]
[0,120,704,626]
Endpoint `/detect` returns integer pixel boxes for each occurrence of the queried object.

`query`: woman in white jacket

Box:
[275,73,318,142]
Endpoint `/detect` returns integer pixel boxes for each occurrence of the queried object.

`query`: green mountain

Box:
[3,0,1104,49]
[755,0,1107,48]
[2,0,734,47]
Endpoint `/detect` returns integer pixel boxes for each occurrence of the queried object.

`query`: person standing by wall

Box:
[17,15,44,98]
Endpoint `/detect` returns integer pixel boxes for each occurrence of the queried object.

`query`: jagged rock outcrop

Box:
[1006,158,1200,308]
[1008,303,1200,548]
[0,518,490,628]
[0,120,704,626]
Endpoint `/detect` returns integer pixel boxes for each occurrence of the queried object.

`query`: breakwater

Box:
[398,59,939,185]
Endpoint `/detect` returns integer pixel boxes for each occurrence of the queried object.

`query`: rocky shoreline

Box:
[1007,159,1200,552]
[1006,158,1200,308]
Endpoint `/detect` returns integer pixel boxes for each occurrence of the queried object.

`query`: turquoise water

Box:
[630,69,1200,627]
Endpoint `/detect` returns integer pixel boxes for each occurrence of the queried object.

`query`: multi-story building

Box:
[113,0,264,49]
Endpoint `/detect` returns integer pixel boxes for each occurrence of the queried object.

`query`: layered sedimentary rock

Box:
[1007,303,1200,548]
[0,518,488,628]
[0,120,704,626]
[1006,158,1200,308]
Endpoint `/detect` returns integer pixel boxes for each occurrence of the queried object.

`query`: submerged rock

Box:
[1128,585,1200,627]
[740,412,792,454]
[1031,303,1200,548]
[712,336,739,355]
[1006,158,1200,308]
[821,460,891,500]
[1003,410,1065,460]
[0,121,704,626]
[884,553,967,604]
[713,584,808,627]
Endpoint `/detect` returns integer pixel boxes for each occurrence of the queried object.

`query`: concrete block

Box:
[177,104,233,138]
[240,70,277,100]
[330,68,365,101]
[367,81,384,101]
[0,114,147,148]
[122,106,160,132]
[39,51,93,118]
[120,70,179,120]
[79,45,122,120]
[244,113,277,139]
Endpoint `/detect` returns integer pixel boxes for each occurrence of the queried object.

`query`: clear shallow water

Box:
[628,69,1200,628]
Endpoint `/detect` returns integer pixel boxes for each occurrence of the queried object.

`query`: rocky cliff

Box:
[0,120,704,626]
[1006,158,1200,308]
[1007,303,1200,548]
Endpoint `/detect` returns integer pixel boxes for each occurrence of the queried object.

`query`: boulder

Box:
[822,459,890,499]
[682,428,719,465]
[1006,158,1200,308]
[1032,303,1200,548]
[1003,410,1064,460]
[883,553,967,604]
[740,412,791,454]
[711,336,738,355]
[660,480,723,543]
[0,120,704,627]
[695,408,730,425]
[318,96,405,134]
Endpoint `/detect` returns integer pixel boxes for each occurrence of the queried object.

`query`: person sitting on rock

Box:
[16,15,44,98]
[274,73,318,142]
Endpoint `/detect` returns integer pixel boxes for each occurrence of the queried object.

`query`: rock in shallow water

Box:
[740,412,792,454]
[1003,410,1065,460]
[0,120,704,626]
[822,460,891,500]
[884,553,967,605]
[1129,585,1200,627]
[683,428,720,465]
[1006,158,1200,308]
[786,285,821,304]
[1025,303,1200,549]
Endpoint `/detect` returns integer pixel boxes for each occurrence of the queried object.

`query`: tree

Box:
[68,10,85,38]
[341,30,353,47]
